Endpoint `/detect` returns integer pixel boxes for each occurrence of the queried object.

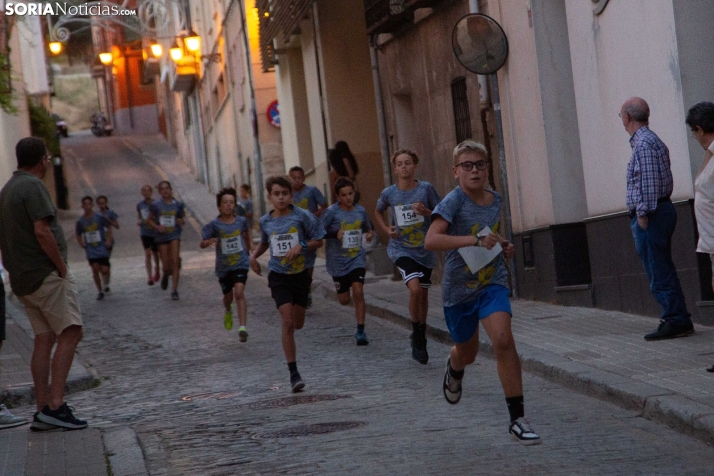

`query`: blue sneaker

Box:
[355,330,369,346]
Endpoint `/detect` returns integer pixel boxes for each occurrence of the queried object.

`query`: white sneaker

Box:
[509,418,541,446]
[0,404,28,429]
[442,357,462,404]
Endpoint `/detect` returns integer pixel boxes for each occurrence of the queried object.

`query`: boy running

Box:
[250,176,325,392]
[289,166,327,308]
[147,181,185,300]
[137,185,160,286]
[200,187,252,341]
[238,184,255,232]
[375,149,440,364]
[96,195,118,292]
[75,196,113,300]
[425,140,540,445]
[321,178,374,345]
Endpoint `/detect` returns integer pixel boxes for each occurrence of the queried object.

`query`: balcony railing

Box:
[363,0,444,35]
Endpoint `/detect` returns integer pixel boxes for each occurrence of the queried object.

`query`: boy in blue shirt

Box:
[375,149,440,364]
[75,196,113,300]
[96,195,118,292]
[425,140,540,446]
[321,178,374,345]
[137,185,160,286]
[201,187,252,341]
[250,176,325,392]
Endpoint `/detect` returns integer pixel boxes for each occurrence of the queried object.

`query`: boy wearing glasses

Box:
[375,149,440,364]
[425,140,541,446]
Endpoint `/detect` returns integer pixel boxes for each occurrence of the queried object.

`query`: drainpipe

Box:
[238,0,266,216]
[369,35,392,191]
[470,0,518,298]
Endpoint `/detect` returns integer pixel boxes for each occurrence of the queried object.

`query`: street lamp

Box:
[99,52,113,66]
[49,41,62,55]
[169,40,183,62]
[150,42,163,58]
[184,29,200,53]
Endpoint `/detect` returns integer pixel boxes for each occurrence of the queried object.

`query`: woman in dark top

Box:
[328,141,360,203]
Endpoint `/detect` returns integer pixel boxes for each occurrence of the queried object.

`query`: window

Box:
[451,77,472,143]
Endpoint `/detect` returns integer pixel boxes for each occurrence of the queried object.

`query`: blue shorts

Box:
[443,285,512,344]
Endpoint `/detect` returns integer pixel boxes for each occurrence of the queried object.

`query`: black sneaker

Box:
[96,292,104,301]
[171,291,179,300]
[290,372,305,393]
[103,286,110,293]
[443,357,462,404]
[160,274,169,290]
[30,412,58,432]
[644,320,694,341]
[411,325,428,365]
[36,404,87,430]
[509,418,541,446]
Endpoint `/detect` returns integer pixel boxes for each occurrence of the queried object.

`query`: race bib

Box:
[85,231,101,244]
[221,236,243,255]
[342,230,362,249]
[159,215,175,227]
[271,232,299,257]
[140,208,150,220]
[395,204,424,227]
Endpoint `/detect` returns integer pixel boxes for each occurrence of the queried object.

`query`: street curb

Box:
[313,278,714,446]
[0,295,99,408]
[103,426,149,476]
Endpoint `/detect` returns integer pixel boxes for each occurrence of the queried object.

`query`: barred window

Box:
[451,77,472,143]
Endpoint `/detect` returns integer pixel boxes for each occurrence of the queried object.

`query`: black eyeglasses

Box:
[456,160,488,171]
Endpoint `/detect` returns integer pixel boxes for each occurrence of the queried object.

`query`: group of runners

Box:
[74,139,540,446]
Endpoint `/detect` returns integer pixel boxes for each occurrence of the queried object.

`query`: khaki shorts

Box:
[18,270,83,336]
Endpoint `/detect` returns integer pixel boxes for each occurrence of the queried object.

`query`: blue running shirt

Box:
[202,217,250,277]
[137,200,155,237]
[259,205,325,274]
[150,199,185,243]
[321,203,372,277]
[292,186,326,214]
[75,213,111,259]
[376,181,440,268]
[431,187,509,307]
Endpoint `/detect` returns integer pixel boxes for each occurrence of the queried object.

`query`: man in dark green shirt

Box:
[0,137,87,430]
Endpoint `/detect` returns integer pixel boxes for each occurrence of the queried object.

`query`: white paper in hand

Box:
[458,226,502,274]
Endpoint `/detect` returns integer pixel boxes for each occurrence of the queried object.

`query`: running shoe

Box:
[152,271,160,283]
[96,292,104,301]
[171,291,179,300]
[0,404,27,429]
[355,330,369,346]
[290,372,305,393]
[224,305,234,330]
[148,279,154,286]
[30,412,57,431]
[509,418,541,446]
[238,326,248,342]
[103,286,110,293]
[36,403,87,430]
[411,326,428,364]
[160,274,169,290]
[442,357,462,404]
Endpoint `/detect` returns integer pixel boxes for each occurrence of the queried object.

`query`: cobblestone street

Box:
[5,134,714,475]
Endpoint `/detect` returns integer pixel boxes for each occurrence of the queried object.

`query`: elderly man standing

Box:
[621,97,694,341]
[0,137,87,430]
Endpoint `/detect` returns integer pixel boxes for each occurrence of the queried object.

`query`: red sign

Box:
[266,100,280,128]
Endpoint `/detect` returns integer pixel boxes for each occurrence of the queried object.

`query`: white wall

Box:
[17,15,49,96]
[565,0,691,216]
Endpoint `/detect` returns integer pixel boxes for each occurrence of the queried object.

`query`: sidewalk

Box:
[127,134,714,445]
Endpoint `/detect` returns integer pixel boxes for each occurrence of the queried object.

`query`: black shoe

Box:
[96,292,104,301]
[37,404,87,430]
[160,274,169,290]
[30,412,58,431]
[103,286,110,293]
[171,291,179,300]
[290,372,305,393]
[411,325,428,365]
[644,320,694,341]
[707,364,714,373]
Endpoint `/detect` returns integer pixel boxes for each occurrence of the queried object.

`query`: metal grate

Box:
[451,77,471,143]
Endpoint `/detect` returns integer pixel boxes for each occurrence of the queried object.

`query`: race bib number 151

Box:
[271,233,299,257]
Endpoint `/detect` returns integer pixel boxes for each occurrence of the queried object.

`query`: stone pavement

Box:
[124,133,714,446]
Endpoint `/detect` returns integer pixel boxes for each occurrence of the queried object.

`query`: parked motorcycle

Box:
[91,112,113,137]
[52,113,68,138]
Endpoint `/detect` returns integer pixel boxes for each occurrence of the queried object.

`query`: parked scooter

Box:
[91,112,113,137]
[52,113,68,138]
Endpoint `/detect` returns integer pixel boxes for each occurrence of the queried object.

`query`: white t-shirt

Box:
[694,141,714,253]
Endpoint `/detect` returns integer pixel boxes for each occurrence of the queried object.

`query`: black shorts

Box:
[88,257,111,268]
[141,235,158,252]
[332,267,366,294]
[268,270,312,309]
[218,269,248,295]
[395,257,432,288]
[0,280,5,341]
